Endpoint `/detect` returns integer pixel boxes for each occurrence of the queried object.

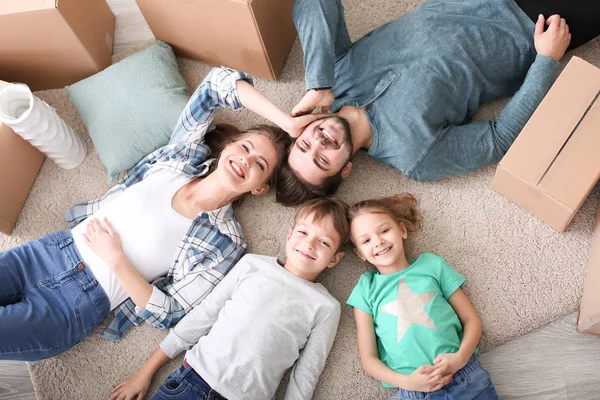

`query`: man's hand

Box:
[281,112,329,138]
[292,88,335,117]
[405,365,452,392]
[108,370,152,400]
[534,14,571,61]
[83,217,124,267]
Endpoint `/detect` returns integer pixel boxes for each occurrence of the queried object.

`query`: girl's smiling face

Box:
[350,211,409,272]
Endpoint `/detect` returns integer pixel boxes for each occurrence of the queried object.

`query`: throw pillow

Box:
[66,41,189,183]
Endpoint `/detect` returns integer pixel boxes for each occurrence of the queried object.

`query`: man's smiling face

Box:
[287,116,353,185]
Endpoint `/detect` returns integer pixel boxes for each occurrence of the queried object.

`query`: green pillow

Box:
[66,41,189,183]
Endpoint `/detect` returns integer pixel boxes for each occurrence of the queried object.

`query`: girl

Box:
[346,194,498,399]
[0,66,323,362]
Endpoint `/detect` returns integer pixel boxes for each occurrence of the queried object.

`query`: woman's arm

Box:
[431,288,482,376]
[236,80,327,138]
[83,218,153,309]
[354,308,449,392]
[109,347,170,400]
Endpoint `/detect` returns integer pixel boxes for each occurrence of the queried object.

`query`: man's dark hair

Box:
[275,162,345,206]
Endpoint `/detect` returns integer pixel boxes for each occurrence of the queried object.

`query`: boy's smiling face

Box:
[285,213,344,280]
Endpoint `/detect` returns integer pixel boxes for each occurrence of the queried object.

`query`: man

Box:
[275,0,599,206]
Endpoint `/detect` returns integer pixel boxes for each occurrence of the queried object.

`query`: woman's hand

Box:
[281,112,329,138]
[83,217,123,267]
[292,88,335,117]
[108,370,152,400]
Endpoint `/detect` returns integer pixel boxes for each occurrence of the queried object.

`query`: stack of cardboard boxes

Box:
[493,56,600,336]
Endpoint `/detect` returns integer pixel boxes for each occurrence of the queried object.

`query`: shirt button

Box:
[77,263,85,270]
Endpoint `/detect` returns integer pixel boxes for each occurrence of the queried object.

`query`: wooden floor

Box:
[1,1,600,399]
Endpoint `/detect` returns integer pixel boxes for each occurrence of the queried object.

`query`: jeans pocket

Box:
[459,365,492,392]
[159,372,192,397]
[73,281,107,336]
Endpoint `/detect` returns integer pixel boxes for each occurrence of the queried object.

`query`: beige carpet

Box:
[2,0,598,398]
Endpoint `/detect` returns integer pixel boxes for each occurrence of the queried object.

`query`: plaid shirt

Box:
[65,67,253,342]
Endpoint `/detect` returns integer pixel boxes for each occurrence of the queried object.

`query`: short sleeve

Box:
[438,257,466,300]
[346,274,373,315]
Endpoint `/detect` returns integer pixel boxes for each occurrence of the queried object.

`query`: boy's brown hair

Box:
[347,193,422,243]
[276,163,346,206]
[294,197,350,252]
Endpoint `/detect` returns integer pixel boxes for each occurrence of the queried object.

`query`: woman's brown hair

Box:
[347,193,422,241]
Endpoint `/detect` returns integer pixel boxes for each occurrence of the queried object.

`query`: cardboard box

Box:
[136,0,296,80]
[492,57,600,232]
[577,199,600,335]
[0,0,115,91]
[0,81,45,235]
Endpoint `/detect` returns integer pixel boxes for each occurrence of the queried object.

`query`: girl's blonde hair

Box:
[347,193,422,242]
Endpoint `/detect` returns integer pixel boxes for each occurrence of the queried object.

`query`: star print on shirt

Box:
[379,277,437,343]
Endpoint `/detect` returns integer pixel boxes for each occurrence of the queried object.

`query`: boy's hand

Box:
[83,217,124,267]
[534,14,571,61]
[292,88,335,117]
[281,112,328,138]
[432,352,467,378]
[405,365,451,392]
[108,370,152,400]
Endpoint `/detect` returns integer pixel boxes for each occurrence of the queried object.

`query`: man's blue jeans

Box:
[398,357,499,400]
[0,231,110,361]
[152,362,227,400]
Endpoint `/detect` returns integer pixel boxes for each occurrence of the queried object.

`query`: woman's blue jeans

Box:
[0,231,110,361]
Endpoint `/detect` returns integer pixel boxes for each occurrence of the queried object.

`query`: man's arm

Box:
[408,14,570,182]
[284,305,341,400]
[291,0,351,115]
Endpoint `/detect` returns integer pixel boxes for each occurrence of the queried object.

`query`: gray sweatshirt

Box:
[160,254,341,400]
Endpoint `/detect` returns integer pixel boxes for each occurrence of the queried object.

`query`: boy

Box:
[108,198,350,400]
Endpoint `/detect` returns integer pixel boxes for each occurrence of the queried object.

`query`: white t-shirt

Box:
[72,169,193,310]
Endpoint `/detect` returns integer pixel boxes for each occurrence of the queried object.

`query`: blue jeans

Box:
[398,357,499,400]
[0,231,110,361]
[152,362,227,400]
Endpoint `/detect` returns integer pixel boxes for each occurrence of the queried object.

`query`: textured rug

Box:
[3,0,599,398]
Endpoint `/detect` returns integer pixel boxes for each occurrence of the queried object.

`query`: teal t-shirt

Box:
[347,253,475,387]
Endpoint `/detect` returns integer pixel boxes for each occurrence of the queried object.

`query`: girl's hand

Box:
[108,370,152,400]
[83,217,123,267]
[403,365,436,392]
[432,352,467,378]
[282,112,329,138]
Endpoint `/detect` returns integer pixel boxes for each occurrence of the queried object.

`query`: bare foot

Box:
[292,89,335,117]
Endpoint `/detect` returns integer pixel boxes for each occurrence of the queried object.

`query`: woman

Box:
[0,67,322,361]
